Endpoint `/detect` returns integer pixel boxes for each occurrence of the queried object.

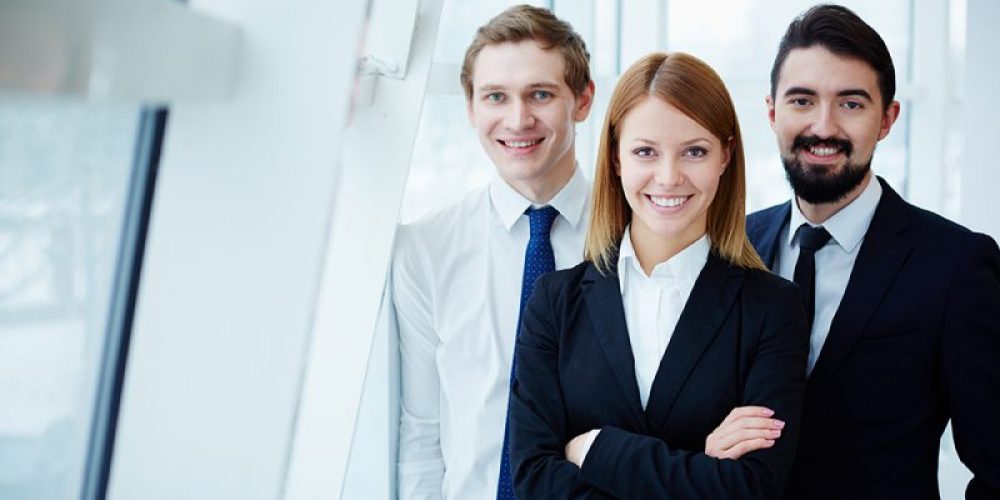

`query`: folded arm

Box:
[511,275,808,499]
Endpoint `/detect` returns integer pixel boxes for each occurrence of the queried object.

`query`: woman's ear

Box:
[721,136,734,173]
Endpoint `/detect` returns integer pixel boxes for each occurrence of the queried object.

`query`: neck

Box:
[507,153,576,205]
[797,171,873,225]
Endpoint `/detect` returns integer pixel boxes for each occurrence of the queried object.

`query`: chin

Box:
[641,221,690,239]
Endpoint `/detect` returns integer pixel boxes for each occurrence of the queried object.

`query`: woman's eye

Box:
[633,147,655,157]
[684,147,708,158]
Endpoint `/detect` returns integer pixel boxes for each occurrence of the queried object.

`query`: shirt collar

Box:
[489,164,588,231]
[618,225,710,293]
[788,174,882,254]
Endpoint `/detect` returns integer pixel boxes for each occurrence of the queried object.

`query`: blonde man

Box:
[393,5,594,499]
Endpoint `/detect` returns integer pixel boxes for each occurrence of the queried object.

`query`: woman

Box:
[509,52,809,499]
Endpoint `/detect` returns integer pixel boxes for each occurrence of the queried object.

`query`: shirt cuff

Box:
[578,429,601,466]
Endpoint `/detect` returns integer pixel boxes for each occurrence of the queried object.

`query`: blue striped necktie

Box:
[496,205,559,500]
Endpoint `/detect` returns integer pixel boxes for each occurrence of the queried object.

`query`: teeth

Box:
[649,195,687,207]
[504,139,541,148]
[810,146,839,157]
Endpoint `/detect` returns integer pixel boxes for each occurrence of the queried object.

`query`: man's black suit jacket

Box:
[746,177,1000,500]
[510,251,809,499]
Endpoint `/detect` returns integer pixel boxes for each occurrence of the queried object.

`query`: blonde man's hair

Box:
[459,4,591,101]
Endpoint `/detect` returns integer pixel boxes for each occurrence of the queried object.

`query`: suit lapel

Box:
[750,203,791,270]
[809,179,913,385]
[581,263,647,429]
[645,253,744,432]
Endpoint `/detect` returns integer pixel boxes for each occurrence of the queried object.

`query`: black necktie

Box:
[793,224,832,330]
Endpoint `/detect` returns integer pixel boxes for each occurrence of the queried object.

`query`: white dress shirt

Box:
[393,167,590,500]
[618,228,710,408]
[578,229,709,462]
[775,175,882,374]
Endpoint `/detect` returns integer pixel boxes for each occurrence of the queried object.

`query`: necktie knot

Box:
[526,206,559,238]
[793,223,830,341]
[798,224,831,253]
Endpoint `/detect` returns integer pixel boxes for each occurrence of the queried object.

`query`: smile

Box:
[801,144,846,164]
[792,135,853,164]
[647,194,690,208]
[498,138,543,149]
[809,145,840,157]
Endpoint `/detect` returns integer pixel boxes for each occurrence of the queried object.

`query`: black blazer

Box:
[747,177,1000,500]
[510,251,809,499]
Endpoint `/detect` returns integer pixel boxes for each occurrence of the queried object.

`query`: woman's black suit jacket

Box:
[510,252,809,499]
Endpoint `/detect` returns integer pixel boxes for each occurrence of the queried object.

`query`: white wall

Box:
[107,0,367,498]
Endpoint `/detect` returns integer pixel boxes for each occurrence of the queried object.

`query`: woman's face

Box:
[617,97,729,250]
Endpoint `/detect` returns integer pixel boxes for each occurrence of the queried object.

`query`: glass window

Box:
[432,0,552,65]
[403,94,494,223]
[0,97,149,499]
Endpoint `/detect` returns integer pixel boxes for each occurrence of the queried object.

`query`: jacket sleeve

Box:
[513,273,809,499]
[941,233,1000,500]
[510,273,616,499]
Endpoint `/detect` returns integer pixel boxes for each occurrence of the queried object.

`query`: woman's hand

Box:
[705,406,784,459]
[565,430,598,467]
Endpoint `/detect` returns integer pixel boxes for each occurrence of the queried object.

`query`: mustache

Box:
[792,135,853,158]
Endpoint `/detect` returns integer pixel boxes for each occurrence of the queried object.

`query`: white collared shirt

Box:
[775,175,882,374]
[577,229,709,463]
[393,167,590,500]
[618,227,710,408]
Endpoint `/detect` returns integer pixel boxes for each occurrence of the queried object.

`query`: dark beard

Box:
[782,135,869,204]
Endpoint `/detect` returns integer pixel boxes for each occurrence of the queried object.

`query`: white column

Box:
[108,0,367,498]
[285,0,444,498]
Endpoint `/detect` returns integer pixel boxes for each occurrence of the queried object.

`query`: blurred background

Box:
[0,0,996,498]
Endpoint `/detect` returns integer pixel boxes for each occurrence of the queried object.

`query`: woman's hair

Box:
[584,52,766,273]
